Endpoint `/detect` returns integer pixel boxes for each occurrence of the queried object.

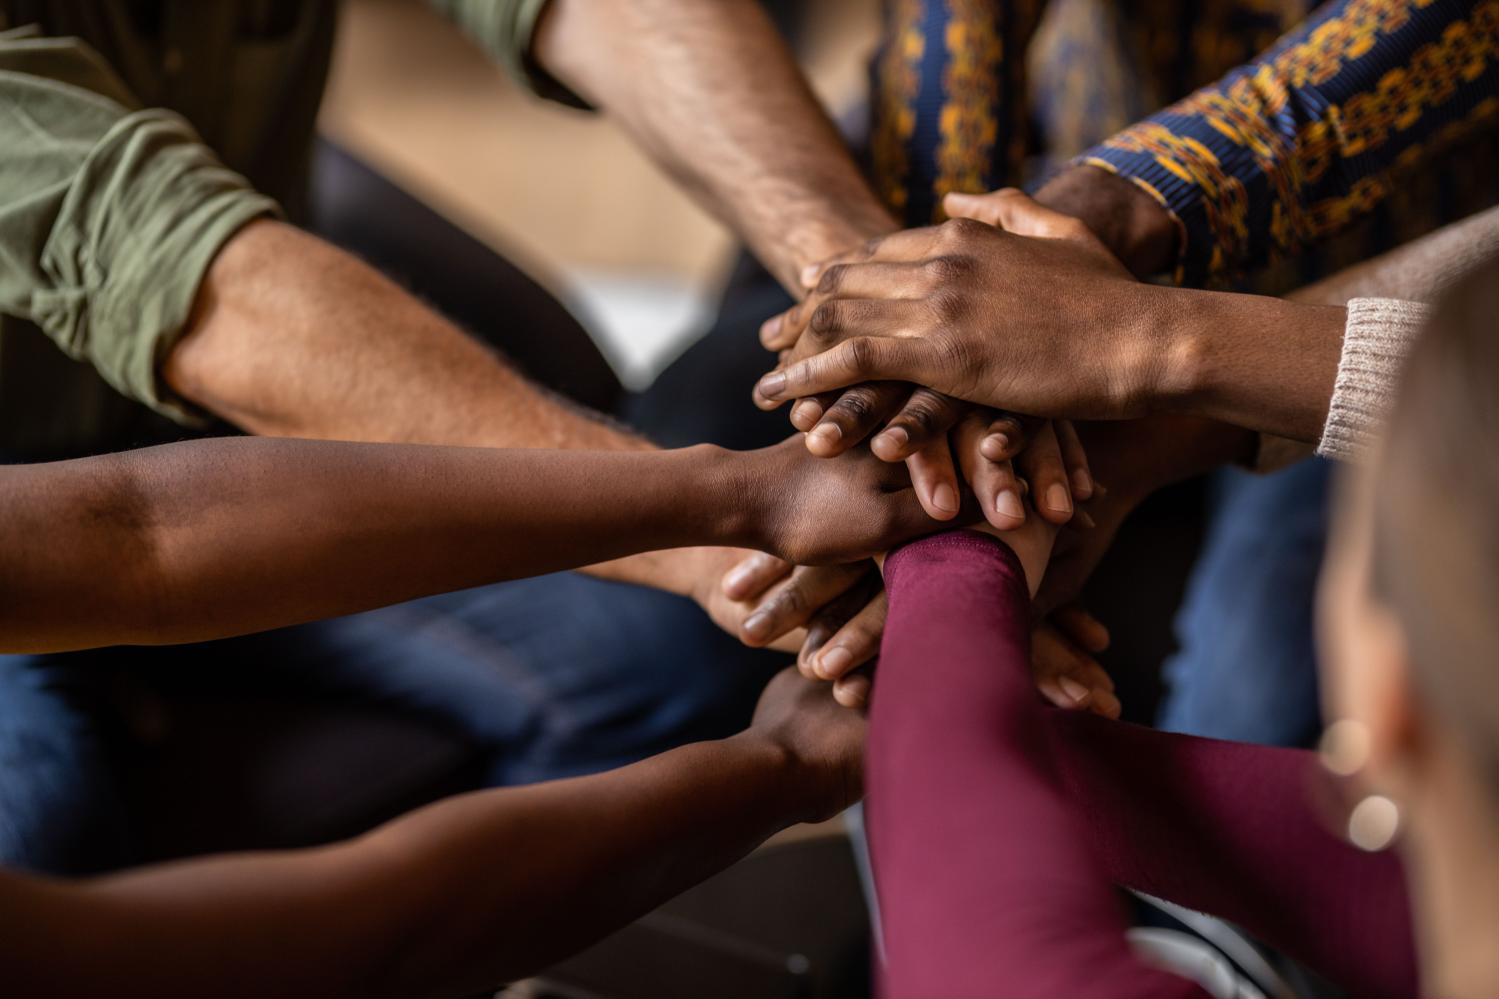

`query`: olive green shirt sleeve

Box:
[0,29,278,424]
[426,0,589,109]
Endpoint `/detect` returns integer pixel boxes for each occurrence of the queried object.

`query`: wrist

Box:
[782,214,898,296]
[1035,165,1178,278]
[724,730,825,826]
[1140,284,1217,415]
[682,445,762,551]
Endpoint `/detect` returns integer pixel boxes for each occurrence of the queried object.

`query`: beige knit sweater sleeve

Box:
[1316,298,1431,462]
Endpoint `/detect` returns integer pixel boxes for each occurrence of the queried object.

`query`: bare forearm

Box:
[169,220,642,453]
[166,219,718,592]
[0,438,759,653]
[535,0,896,290]
[4,733,810,997]
[1146,286,1346,443]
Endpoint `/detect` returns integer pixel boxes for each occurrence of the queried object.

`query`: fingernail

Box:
[996,490,1025,521]
[818,646,853,679]
[1045,482,1073,516]
[743,612,772,640]
[1058,676,1090,705]
[800,264,820,287]
[873,426,909,455]
[1071,467,1093,498]
[810,422,842,447]
[932,482,959,514]
[757,372,786,398]
[760,316,782,342]
[1075,509,1097,530]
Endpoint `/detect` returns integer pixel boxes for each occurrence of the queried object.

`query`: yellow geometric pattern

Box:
[1098,0,1499,278]
[935,0,1005,215]
[873,0,926,216]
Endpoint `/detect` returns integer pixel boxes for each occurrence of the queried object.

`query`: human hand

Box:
[754,190,1167,423]
[744,666,866,823]
[1033,415,1258,614]
[743,435,962,566]
[695,548,889,683]
[1032,606,1120,719]
[785,390,1093,531]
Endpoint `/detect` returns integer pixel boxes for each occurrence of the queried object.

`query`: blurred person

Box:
[0,0,1100,873]
[0,432,914,997]
[865,253,1499,997]
[743,0,1499,749]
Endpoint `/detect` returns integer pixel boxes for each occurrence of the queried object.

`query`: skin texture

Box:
[757,190,1347,442]
[0,666,863,998]
[537,0,1059,524]
[534,0,897,292]
[169,221,868,679]
[0,434,899,995]
[0,435,938,655]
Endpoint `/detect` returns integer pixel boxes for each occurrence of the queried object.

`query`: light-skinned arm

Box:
[0,666,864,998]
[166,219,865,651]
[0,434,932,655]
[532,0,897,292]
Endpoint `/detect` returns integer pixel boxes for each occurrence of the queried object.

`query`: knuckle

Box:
[809,302,841,337]
[844,336,880,374]
[941,216,987,241]
[923,254,971,284]
[930,286,970,322]
[830,387,877,423]
[895,398,943,438]
[770,585,808,619]
[817,264,847,295]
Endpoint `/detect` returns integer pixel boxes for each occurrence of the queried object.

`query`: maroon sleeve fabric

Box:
[1048,712,1417,997]
[868,531,1418,998]
[869,532,1205,998]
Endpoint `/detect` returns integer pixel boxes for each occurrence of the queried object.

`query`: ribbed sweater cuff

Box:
[1318,298,1430,462]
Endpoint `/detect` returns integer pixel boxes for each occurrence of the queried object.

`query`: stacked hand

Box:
[752,189,1168,424]
[726,188,1196,721]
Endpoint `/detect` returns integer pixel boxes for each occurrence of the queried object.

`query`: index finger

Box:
[753,337,927,408]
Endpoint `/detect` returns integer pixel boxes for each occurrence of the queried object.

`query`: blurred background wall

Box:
[319,0,880,389]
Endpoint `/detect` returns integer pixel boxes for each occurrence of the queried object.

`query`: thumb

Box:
[944,188,1079,239]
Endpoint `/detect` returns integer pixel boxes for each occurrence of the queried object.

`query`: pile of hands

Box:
[717,188,1193,741]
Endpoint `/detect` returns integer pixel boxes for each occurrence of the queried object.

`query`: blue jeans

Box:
[0,572,783,872]
[1155,457,1333,747]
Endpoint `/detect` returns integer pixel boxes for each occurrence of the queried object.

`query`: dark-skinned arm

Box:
[0,667,863,998]
[0,436,931,655]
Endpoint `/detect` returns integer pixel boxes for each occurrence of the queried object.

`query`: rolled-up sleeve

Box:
[426,0,588,109]
[0,32,277,423]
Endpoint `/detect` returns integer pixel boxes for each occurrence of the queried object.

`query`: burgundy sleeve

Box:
[1048,711,1416,996]
[868,532,1417,998]
[868,532,1205,998]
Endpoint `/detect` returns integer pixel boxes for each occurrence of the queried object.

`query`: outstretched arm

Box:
[524,0,897,291]
[0,668,863,998]
[0,436,932,655]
